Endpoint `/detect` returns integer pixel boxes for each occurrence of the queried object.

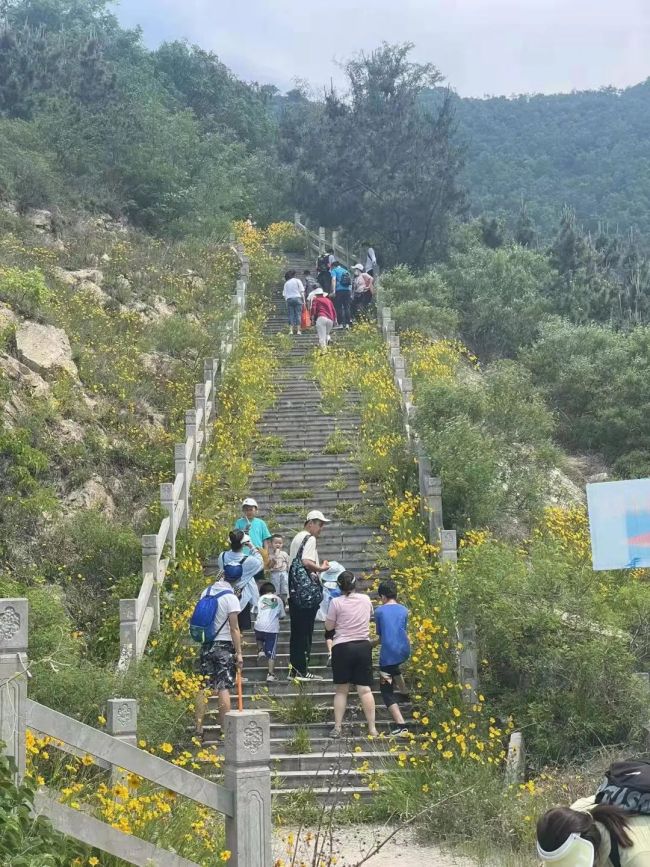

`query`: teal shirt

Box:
[234,516,271,551]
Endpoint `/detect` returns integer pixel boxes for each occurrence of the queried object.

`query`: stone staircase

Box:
[202,257,406,800]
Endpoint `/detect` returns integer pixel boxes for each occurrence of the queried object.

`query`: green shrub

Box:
[149,314,211,360]
[393,299,460,337]
[0,265,52,316]
[0,752,88,864]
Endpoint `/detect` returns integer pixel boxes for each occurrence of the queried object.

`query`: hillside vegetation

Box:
[445,80,650,236]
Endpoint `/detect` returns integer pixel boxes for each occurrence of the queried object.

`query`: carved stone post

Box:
[185,409,198,470]
[440,529,458,564]
[458,624,479,704]
[174,443,189,530]
[107,698,138,786]
[425,476,444,540]
[159,482,176,558]
[141,535,161,633]
[318,227,325,254]
[505,731,526,786]
[0,598,28,781]
[224,710,271,867]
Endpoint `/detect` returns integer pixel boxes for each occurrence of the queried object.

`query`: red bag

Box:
[300,306,311,329]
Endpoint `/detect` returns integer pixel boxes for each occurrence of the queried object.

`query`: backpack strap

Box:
[210,588,235,641]
[610,836,622,867]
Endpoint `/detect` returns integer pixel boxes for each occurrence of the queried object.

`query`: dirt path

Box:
[273,825,476,866]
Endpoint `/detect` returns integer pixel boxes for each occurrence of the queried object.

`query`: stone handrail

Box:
[118,246,249,671]
[373,295,479,704]
[294,212,351,267]
[0,597,272,866]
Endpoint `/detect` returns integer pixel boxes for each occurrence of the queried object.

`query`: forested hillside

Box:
[444,80,650,236]
[0,0,286,235]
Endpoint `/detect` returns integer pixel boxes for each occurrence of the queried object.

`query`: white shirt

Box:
[365,247,377,271]
[254,593,286,633]
[199,579,241,643]
[283,278,305,300]
[289,530,319,567]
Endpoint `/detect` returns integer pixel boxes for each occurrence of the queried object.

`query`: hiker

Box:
[282,269,305,335]
[192,560,243,739]
[234,497,271,586]
[325,571,378,738]
[310,288,337,350]
[317,560,345,666]
[268,533,289,605]
[351,264,375,320]
[219,529,263,632]
[303,269,319,298]
[364,243,377,277]
[316,248,333,293]
[537,798,650,865]
[330,260,352,329]
[375,579,411,737]
[288,510,332,681]
[254,581,285,683]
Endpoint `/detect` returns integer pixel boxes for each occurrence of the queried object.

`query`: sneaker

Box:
[297,329,302,335]
[295,672,324,682]
[345,324,350,329]
[389,726,410,737]
[257,650,266,662]
[266,674,277,683]
[328,727,341,739]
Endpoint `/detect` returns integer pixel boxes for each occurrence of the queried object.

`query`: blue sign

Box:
[587,478,650,570]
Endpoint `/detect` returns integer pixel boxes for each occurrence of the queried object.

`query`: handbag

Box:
[300,305,311,329]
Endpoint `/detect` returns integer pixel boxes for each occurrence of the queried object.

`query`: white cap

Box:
[313,288,325,295]
[352,263,364,271]
[242,497,258,508]
[537,834,594,866]
[306,509,331,523]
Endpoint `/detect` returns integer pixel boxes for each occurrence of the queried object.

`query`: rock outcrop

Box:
[15,322,78,379]
[65,475,115,518]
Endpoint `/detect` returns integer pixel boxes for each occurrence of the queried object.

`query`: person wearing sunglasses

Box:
[537,799,650,866]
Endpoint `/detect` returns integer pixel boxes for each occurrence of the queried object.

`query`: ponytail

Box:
[337,571,356,595]
[537,805,632,858]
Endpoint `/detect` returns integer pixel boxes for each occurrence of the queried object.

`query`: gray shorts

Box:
[200,640,236,692]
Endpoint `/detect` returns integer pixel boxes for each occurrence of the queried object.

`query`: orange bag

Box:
[300,306,311,329]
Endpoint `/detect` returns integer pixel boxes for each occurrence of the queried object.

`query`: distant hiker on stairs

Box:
[330,260,352,329]
[283,269,306,335]
[288,510,331,681]
[310,288,337,350]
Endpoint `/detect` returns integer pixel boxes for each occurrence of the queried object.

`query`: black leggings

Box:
[289,601,318,676]
[379,664,402,708]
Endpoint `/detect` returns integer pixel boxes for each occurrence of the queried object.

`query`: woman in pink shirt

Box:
[325,571,378,738]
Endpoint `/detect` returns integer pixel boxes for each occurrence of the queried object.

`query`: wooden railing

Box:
[0,598,271,866]
[117,246,249,671]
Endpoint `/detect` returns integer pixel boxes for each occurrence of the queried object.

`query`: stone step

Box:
[269,750,395,772]
[268,767,389,790]
[197,719,416,742]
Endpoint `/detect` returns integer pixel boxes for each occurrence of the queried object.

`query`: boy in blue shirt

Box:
[329,260,352,329]
[374,579,411,736]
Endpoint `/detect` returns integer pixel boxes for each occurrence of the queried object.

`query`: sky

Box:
[114,0,650,98]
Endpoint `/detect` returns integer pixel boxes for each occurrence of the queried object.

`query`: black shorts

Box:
[200,640,236,692]
[331,640,373,687]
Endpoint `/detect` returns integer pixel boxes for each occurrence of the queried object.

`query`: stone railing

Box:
[294,212,351,267]
[373,296,479,704]
[118,247,249,671]
[0,597,271,866]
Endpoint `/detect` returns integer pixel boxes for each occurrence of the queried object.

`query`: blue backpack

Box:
[189,587,234,644]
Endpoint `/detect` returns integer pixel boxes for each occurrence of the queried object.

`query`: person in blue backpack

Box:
[329,260,353,329]
[192,540,245,740]
[374,579,412,737]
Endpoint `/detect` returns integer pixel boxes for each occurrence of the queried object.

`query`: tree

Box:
[281,43,465,267]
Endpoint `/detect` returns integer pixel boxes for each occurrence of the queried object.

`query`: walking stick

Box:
[236,668,243,712]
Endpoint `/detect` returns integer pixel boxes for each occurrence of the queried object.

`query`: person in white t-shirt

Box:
[254,582,286,682]
[282,269,305,335]
[364,244,377,277]
[288,510,331,681]
[194,565,242,739]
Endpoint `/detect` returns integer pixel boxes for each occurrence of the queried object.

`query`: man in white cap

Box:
[288,510,332,680]
[351,264,375,321]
